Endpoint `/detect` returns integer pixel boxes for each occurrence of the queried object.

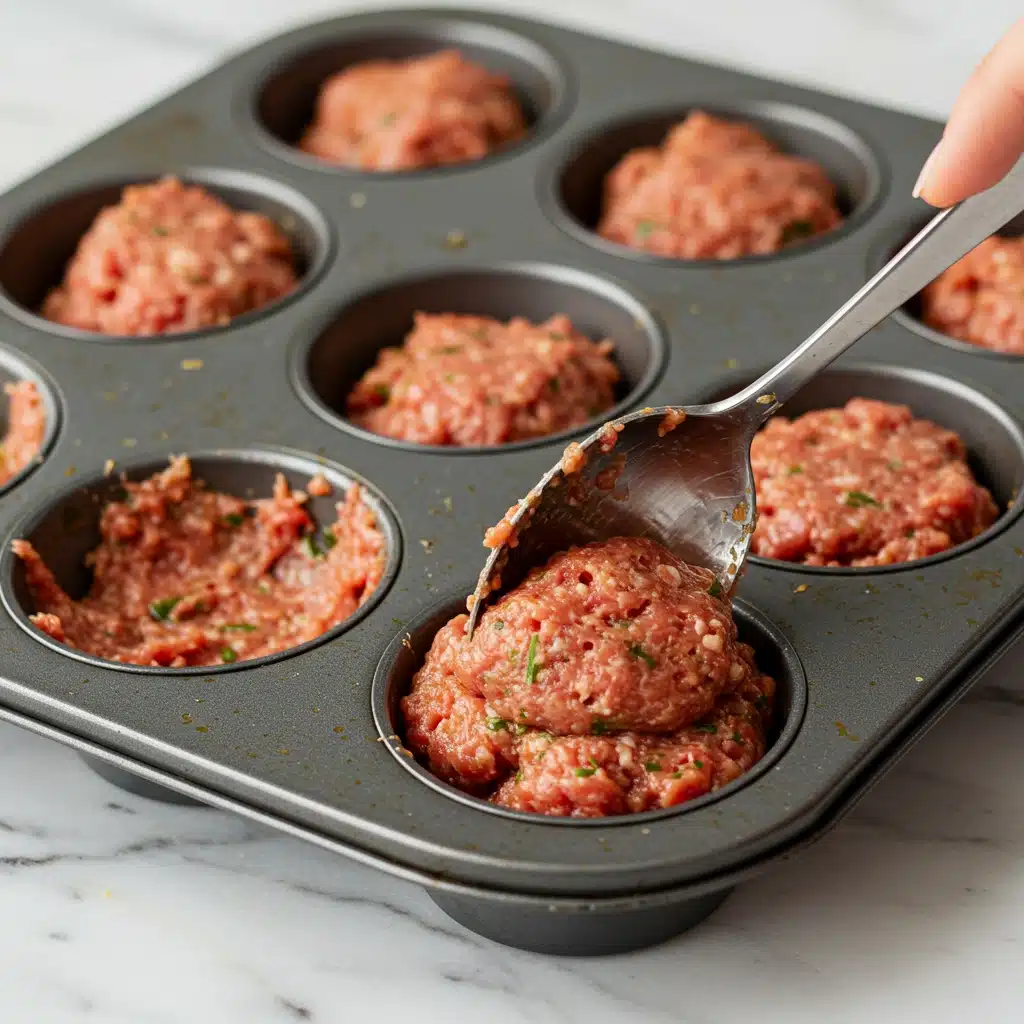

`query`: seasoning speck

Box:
[103,459,115,476]
[181,359,203,371]
[350,192,367,209]
[443,230,468,249]
[794,583,809,593]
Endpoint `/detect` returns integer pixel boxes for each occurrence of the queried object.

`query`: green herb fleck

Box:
[787,464,804,475]
[302,534,322,559]
[694,723,717,734]
[635,219,659,240]
[437,346,463,355]
[514,723,528,736]
[694,759,704,769]
[845,490,881,509]
[781,219,815,245]
[707,577,724,599]
[519,709,527,718]
[508,648,518,663]
[380,112,397,127]
[220,646,238,664]
[888,460,903,472]
[644,760,663,772]
[628,643,657,669]
[731,731,744,743]
[222,513,244,528]
[486,717,510,732]
[152,225,169,237]
[669,771,683,779]
[524,634,540,685]
[514,770,523,784]
[591,717,619,736]
[373,383,390,402]
[322,528,337,551]
[149,596,182,622]
[549,378,560,393]
[574,758,600,778]
[443,373,456,383]
[221,623,257,633]
[905,528,916,538]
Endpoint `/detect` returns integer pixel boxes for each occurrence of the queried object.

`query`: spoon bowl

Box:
[467,158,1024,636]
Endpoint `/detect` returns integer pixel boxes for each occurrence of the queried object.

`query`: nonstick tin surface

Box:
[0,7,1022,909]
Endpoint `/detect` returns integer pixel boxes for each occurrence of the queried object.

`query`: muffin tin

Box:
[0,7,1022,957]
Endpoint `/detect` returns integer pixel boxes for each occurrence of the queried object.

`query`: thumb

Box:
[915,17,1024,208]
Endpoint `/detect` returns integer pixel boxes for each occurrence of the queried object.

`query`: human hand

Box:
[914,18,1024,207]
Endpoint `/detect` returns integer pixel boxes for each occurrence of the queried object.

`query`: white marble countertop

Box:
[1,0,1023,1020]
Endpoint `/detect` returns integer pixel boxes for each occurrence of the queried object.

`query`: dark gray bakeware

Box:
[0,7,1022,957]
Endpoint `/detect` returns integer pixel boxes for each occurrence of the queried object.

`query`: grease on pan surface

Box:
[0,381,45,487]
[921,236,1024,354]
[42,177,298,336]
[403,537,774,819]
[598,111,843,260]
[751,398,998,566]
[299,49,527,172]
[347,313,619,446]
[13,456,385,667]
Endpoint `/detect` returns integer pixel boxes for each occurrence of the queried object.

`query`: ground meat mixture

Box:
[920,236,1024,354]
[402,536,775,818]
[1,381,45,487]
[13,456,385,667]
[597,111,843,260]
[42,177,298,336]
[347,313,619,446]
[298,50,527,172]
[751,398,998,567]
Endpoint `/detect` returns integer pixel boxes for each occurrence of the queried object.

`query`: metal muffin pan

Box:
[0,6,1022,956]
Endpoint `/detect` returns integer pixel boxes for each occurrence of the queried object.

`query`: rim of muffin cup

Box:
[290,262,668,455]
[883,211,1024,361]
[0,447,403,675]
[371,587,808,827]
[541,99,885,267]
[244,18,573,178]
[0,168,333,344]
[698,362,1024,576]
[0,345,62,499]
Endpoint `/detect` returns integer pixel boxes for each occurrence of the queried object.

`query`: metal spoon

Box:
[467,159,1024,637]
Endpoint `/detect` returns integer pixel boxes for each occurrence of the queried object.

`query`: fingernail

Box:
[913,142,942,200]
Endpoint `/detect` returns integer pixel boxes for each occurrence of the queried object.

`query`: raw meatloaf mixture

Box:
[347,313,619,446]
[921,235,1024,354]
[13,456,386,667]
[402,537,775,819]
[597,111,843,260]
[751,398,998,567]
[298,50,527,172]
[42,177,298,336]
[1,381,46,487]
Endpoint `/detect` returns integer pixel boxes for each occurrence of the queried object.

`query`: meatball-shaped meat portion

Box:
[42,177,298,336]
[346,313,619,447]
[598,111,842,260]
[299,49,526,172]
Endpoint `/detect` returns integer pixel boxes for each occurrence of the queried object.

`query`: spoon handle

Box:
[720,155,1024,424]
